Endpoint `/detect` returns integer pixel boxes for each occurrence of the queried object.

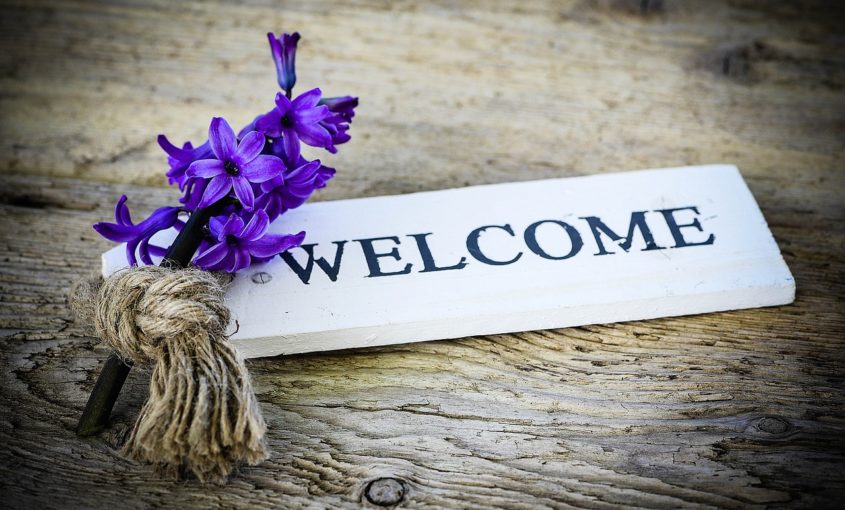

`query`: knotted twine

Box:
[70,265,267,482]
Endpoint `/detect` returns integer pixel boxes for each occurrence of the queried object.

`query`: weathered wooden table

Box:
[1,1,843,508]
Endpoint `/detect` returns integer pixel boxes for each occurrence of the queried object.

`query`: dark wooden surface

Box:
[1,1,844,508]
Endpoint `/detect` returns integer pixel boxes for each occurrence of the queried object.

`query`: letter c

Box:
[466,224,523,266]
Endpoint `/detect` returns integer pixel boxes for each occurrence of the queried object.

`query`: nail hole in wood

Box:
[365,477,406,506]
[251,272,272,284]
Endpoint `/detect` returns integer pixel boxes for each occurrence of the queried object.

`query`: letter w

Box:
[280,241,347,284]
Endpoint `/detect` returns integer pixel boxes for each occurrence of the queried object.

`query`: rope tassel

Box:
[72,266,267,482]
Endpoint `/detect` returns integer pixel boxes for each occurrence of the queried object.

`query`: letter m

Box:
[580,211,664,256]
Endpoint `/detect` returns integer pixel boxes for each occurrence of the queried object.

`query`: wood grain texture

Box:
[0,0,843,508]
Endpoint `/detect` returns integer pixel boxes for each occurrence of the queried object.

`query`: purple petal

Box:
[284,184,316,202]
[255,109,283,138]
[296,122,332,148]
[286,159,321,180]
[281,128,300,163]
[332,131,351,145]
[321,120,339,136]
[221,213,245,238]
[259,174,285,193]
[240,155,284,183]
[229,246,251,272]
[241,210,269,241]
[199,174,232,209]
[292,88,322,109]
[315,164,336,188]
[142,207,180,233]
[166,166,188,189]
[248,231,306,258]
[157,135,187,159]
[233,131,265,164]
[216,252,237,272]
[125,239,139,267]
[93,221,139,242]
[232,176,255,210]
[138,236,156,266]
[194,241,232,270]
[187,159,226,178]
[292,105,329,125]
[209,215,227,237]
[179,177,207,211]
[255,192,283,222]
[274,92,292,114]
[115,195,131,225]
[319,96,358,120]
[267,32,283,63]
[147,244,168,258]
[209,117,237,160]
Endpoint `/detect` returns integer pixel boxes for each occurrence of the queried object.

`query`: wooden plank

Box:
[103,165,795,358]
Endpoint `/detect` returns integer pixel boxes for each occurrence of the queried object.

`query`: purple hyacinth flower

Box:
[256,159,324,221]
[268,32,300,96]
[317,96,358,153]
[93,195,180,266]
[179,176,208,211]
[319,96,358,122]
[187,117,284,210]
[319,115,351,153]
[193,210,305,273]
[158,136,212,189]
[314,161,336,188]
[158,135,215,211]
[255,89,331,164]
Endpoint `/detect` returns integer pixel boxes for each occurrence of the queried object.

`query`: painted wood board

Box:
[102,164,795,359]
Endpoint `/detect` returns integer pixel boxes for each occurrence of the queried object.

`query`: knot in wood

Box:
[365,477,406,506]
[756,416,791,435]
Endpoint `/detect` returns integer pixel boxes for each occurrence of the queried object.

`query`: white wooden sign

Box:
[103,165,794,359]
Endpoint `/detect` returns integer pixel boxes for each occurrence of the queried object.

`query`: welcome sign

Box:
[103,165,795,358]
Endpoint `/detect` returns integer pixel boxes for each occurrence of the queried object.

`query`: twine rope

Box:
[71,266,267,483]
